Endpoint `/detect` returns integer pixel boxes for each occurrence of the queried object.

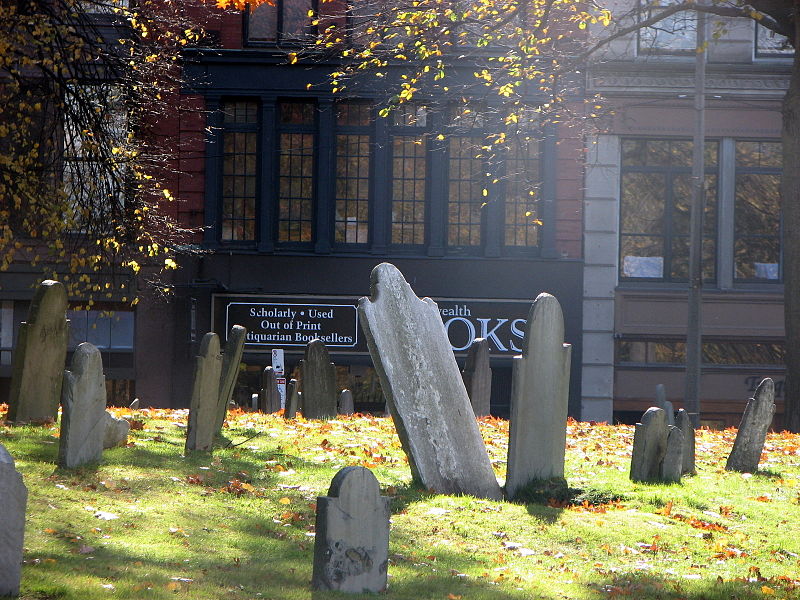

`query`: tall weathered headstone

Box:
[7,280,68,423]
[301,339,338,420]
[0,444,27,597]
[185,333,223,452]
[214,325,247,433]
[630,407,669,483]
[312,467,390,593]
[675,408,696,475]
[339,389,355,416]
[359,263,502,500]
[726,378,776,473]
[259,366,281,413]
[285,379,299,419]
[505,294,572,499]
[655,383,675,426]
[461,338,492,417]
[58,343,108,468]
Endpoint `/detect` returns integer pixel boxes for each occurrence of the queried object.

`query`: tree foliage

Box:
[0,0,210,303]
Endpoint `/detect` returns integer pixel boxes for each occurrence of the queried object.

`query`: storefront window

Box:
[734,141,782,281]
[620,139,718,282]
[220,100,258,242]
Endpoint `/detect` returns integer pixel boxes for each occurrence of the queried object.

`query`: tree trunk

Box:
[781,38,800,433]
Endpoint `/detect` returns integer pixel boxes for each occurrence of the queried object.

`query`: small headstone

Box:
[285,379,299,419]
[655,384,675,426]
[506,294,572,499]
[129,398,140,411]
[185,333,223,452]
[58,343,108,468]
[726,378,776,473]
[0,444,27,597]
[630,407,669,483]
[259,366,281,413]
[102,411,130,449]
[339,389,354,416]
[675,409,696,475]
[215,325,247,433]
[7,280,69,423]
[659,426,684,483]
[302,340,338,419]
[312,467,390,593]
[461,338,492,417]
[359,263,502,500]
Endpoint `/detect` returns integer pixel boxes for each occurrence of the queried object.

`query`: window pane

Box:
[638,2,696,55]
[621,173,665,233]
[248,3,278,42]
[335,134,371,244]
[220,101,258,242]
[620,235,664,278]
[391,136,426,244]
[278,133,315,242]
[448,136,483,247]
[504,139,540,247]
[280,100,316,125]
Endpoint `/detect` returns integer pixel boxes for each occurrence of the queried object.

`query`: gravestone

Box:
[129,398,140,411]
[339,389,354,416]
[726,378,776,473]
[461,338,492,417]
[359,263,502,500]
[630,407,669,483]
[0,444,27,597]
[505,294,572,499]
[302,339,338,420]
[7,280,68,423]
[58,343,108,468]
[285,379,299,419]
[660,426,684,483]
[259,366,281,413]
[312,467,390,593]
[655,384,675,426]
[103,411,130,449]
[215,325,247,433]
[185,333,223,452]
[676,409,696,475]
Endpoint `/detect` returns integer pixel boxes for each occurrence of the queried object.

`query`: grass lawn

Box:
[2,404,800,600]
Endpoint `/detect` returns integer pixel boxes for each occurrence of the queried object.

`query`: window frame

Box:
[618,137,719,284]
[636,0,697,57]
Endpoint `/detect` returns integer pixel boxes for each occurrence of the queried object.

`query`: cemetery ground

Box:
[3,407,800,600]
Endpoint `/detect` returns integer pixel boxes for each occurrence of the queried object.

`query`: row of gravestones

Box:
[631,377,778,482]
[257,341,355,418]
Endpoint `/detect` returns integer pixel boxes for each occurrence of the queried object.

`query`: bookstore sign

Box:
[213,294,534,355]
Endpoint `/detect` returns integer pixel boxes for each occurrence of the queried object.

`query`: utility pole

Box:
[684,8,706,428]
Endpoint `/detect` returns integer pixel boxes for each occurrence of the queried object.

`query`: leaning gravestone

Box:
[359,263,502,500]
[0,444,27,597]
[285,379,299,419]
[302,339,338,419]
[7,280,69,423]
[461,338,492,417]
[726,378,776,473]
[655,383,675,426]
[103,410,130,449]
[214,325,247,433]
[339,389,354,416]
[675,408,696,475]
[259,366,281,414]
[185,333,223,452]
[630,407,669,482]
[505,294,572,499]
[312,467,390,593]
[58,343,108,468]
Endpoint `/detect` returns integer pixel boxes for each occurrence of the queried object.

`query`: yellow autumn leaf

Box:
[761,586,775,595]
[288,53,298,64]
[279,497,291,504]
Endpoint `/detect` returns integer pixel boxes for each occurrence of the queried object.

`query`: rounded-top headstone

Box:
[328,466,381,507]
[29,280,68,324]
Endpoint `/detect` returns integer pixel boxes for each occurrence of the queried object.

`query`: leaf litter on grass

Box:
[3,403,800,599]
